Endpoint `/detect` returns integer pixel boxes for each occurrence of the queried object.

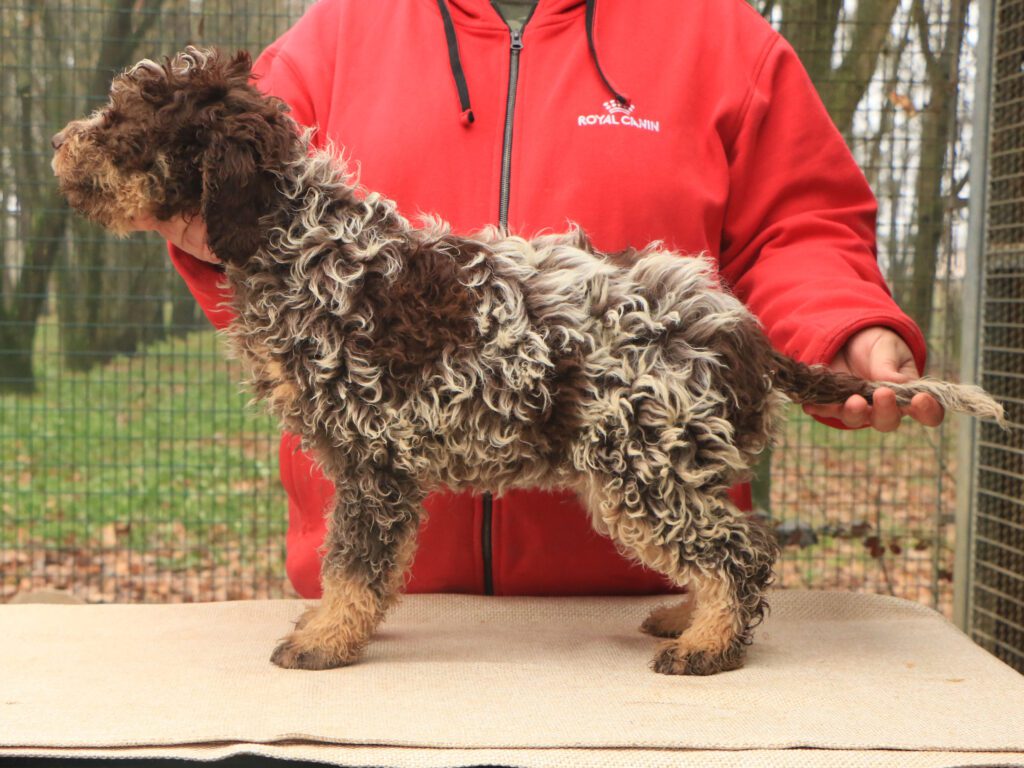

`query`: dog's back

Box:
[506,231,1006,429]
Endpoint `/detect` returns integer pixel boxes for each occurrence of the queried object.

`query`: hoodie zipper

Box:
[481,491,494,595]
[481,6,535,597]
[498,26,524,229]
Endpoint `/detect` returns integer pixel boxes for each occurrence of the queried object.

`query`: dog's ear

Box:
[201,124,270,265]
[199,107,293,266]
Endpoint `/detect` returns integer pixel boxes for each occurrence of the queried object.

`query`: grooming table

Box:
[1,591,1022,767]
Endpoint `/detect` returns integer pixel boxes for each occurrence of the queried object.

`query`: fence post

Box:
[953,0,995,633]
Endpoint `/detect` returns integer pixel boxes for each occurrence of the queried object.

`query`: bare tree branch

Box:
[827,0,902,138]
[906,0,969,340]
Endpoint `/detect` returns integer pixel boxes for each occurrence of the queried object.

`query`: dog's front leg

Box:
[271,466,422,670]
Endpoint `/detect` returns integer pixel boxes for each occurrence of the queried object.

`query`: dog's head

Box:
[52,47,297,265]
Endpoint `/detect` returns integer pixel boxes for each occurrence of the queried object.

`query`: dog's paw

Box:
[270,631,358,670]
[640,614,681,638]
[650,641,745,676]
[640,600,695,638]
[638,606,688,638]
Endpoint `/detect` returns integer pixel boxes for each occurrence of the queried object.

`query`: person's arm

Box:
[717,34,937,430]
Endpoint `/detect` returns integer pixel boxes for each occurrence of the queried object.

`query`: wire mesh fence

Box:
[1,0,308,602]
[0,0,986,613]
[967,0,1024,672]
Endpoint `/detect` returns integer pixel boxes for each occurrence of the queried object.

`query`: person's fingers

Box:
[112,212,220,263]
[827,352,853,377]
[127,213,161,232]
[129,214,185,241]
[869,344,909,382]
[805,390,946,430]
[160,216,197,243]
[176,217,220,263]
[191,250,221,265]
[144,215,220,264]
[867,387,901,432]
[801,329,947,432]
[840,394,871,428]
[906,392,944,428]
[802,403,842,420]
[895,356,920,381]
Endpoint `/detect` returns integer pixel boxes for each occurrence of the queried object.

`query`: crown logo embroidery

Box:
[603,100,636,117]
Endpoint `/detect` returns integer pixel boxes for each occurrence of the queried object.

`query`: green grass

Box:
[1,319,287,552]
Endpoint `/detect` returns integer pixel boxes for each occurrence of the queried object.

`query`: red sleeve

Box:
[717,33,927,376]
[167,8,332,328]
[168,244,234,330]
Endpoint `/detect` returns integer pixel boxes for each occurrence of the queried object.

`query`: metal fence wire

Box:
[967,0,1024,672]
[0,0,992,615]
[1,0,308,602]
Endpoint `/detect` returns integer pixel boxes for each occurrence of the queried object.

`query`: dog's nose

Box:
[51,129,68,151]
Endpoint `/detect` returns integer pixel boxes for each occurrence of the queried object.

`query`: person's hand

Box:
[129,213,220,264]
[801,326,944,432]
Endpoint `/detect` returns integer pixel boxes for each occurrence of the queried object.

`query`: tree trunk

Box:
[778,0,901,141]
[59,226,168,371]
[906,0,969,343]
[0,3,70,393]
[824,0,903,139]
[778,0,844,89]
[55,0,170,371]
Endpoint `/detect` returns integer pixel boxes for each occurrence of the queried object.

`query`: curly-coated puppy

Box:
[53,48,1005,675]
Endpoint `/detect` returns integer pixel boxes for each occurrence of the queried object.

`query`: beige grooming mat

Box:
[1,591,1023,767]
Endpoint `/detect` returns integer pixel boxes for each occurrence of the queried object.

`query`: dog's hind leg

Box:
[648,502,777,675]
[649,565,752,675]
[271,465,422,670]
[639,593,696,638]
[583,478,776,675]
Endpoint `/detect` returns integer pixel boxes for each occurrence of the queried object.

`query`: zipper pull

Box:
[511,30,523,52]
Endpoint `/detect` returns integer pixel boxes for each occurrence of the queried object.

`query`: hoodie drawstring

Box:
[437,0,476,125]
[437,0,628,124]
[584,0,629,107]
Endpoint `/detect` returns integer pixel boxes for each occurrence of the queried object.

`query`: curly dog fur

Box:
[53,48,1005,675]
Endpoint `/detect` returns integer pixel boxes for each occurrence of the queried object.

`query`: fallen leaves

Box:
[1,534,294,604]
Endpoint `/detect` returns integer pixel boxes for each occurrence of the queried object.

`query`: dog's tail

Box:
[770,351,1008,428]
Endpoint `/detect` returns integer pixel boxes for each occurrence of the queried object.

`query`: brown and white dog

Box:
[52,48,1005,675]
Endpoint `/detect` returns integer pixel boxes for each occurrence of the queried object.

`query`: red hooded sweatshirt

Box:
[169,0,927,599]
